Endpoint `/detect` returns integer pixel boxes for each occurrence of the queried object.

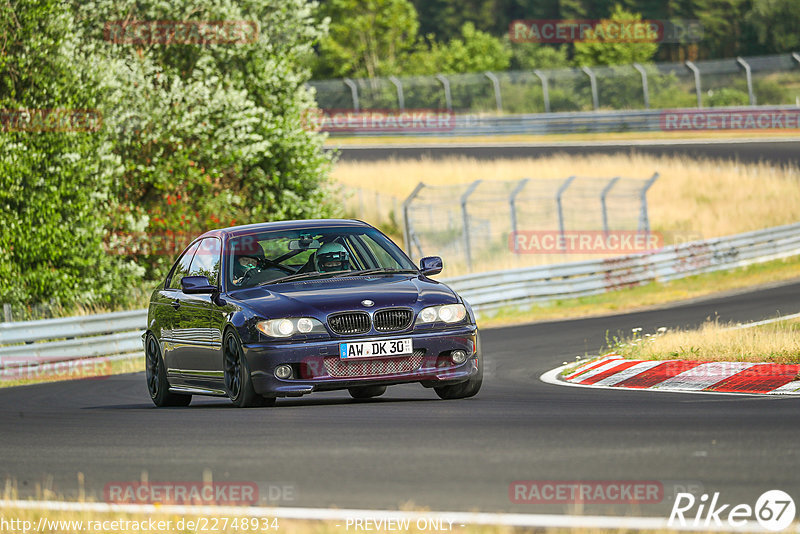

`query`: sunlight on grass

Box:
[332,153,800,243]
[606,318,800,364]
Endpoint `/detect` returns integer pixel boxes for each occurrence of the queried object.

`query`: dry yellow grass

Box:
[333,153,800,241]
[608,318,800,364]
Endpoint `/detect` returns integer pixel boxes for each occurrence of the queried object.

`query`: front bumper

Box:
[243,326,479,397]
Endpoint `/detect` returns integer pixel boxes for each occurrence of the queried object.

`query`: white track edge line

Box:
[0,499,784,532]
[733,311,800,329]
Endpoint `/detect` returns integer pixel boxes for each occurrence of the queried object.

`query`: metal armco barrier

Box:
[447,222,800,312]
[323,106,800,137]
[1,222,799,367]
[0,310,146,368]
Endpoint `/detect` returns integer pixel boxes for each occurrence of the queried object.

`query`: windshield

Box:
[226,226,417,288]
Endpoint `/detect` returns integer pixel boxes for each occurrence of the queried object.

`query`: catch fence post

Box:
[509,178,530,253]
[600,177,620,236]
[461,180,482,271]
[638,172,660,233]
[556,176,576,251]
[402,183,426,258]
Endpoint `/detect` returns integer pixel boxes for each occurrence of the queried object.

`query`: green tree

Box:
[406,23,512,75]
[745,0,800,53]
[509,41,570,70]
[0,0,336,308]
[573,5,659,66]
[0,0,143,308]
[313,0,419,78]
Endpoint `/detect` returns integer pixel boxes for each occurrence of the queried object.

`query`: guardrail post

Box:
[343,78,360,112]
[685,61,702,108]
[388,76,405,110]
[402,182,426,257]
[435,74,452,112]
[581,66,599,110]
[736,57,756,106]
[638,172,660,233]
[509,178,530,252]
[461,180,482,271]
[533,69,551,113]
[600,177,620,236]
[632,63,650,109]
[3,304,11,323]
[556,176,576,249]
[484,72,503,113]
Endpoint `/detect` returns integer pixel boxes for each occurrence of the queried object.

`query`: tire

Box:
[145,333,192,407]
[348,385,387,399]
[223,330,275,408]
[434,355,483,400]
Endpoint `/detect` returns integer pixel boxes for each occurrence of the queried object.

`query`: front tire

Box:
[434,355,483,400]
[348,385,387,399]
[145,333,192,407]
[223,330,275,408]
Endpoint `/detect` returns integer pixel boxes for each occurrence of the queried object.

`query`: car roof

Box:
[196,219,374,240]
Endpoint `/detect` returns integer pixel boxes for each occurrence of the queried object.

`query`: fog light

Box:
[275,364,293,379]
[451,350,467,364]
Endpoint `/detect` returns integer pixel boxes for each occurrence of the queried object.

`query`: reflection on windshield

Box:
[228,227,416,288]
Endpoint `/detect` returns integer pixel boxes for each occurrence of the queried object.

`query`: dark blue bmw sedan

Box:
[144,219,482,407]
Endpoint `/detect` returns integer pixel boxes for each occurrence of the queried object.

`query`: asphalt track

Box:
[2,279,800,517]
[333,138,800,166]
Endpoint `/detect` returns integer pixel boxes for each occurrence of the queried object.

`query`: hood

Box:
[229,274,458,319]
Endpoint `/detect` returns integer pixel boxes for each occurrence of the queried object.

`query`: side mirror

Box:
[181,275,216,294]
[419,256,443,276]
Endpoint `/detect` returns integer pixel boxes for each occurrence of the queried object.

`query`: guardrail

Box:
[0,310,146,369]
[325,105,800,136]
[1,222,799,368]
[447,222,800,312]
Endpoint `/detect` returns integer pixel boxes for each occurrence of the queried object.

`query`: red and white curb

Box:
[542,354,800,396]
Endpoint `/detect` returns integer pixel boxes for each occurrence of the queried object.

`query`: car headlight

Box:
[257,317,326,337]
[415,304,467,325]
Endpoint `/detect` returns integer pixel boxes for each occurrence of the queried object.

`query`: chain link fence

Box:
[309,53,800,115]
[400,175,660,274]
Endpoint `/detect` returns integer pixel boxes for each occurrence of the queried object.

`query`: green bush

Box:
[0,0,336,310]
[705,87,750,107]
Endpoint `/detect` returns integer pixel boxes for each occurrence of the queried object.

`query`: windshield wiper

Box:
[258,272,332,286]
[334,268,418,278]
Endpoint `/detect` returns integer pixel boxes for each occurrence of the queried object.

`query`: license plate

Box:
[339,338,413,359]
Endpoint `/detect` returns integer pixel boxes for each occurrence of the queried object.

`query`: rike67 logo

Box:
[669,490,795,531]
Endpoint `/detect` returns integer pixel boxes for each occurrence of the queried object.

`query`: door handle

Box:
[171,299,181,310]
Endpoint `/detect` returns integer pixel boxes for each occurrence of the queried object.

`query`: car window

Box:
[166,241,200,290]
[226,227,416,288]
[359,233,406,269]
[188,237,221,287]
